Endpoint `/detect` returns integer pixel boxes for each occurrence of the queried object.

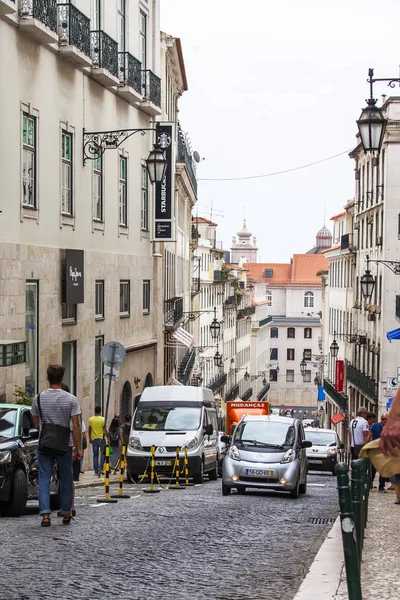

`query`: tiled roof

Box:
[245,263,292,285]
[192,216,218,226]
[246,254,328,286]
[330,212,346,221]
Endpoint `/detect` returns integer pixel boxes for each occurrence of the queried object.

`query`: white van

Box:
[126,386,219,484]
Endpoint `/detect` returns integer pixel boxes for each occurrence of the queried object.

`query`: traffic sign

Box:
[387,377,399,390]
[101,341,126,367]
[386,397,394,411]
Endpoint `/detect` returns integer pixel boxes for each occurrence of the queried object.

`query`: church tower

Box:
[231,219,258,264]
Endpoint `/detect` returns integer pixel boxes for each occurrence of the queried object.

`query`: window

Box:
[95,280,104,319]
[304,327,312,339]
[25,281,38,395]
[303,370,311,383]
[304,291,314,308]
[287,348,295,361]
[117,0,125,50]
[143,280,150,314]
[95,335,104,413]
[287,327,295,339]
[120,280,130,316]
[270,348,278,360]
[62,341,76,395]
[264,268,273,278]
[119,156,127,226]
[22,114,36,207]
[61,131,73,215]
[139,11,147,70]
[270,327,278,338]
[265,289,272,306]
[93,155,103,221]
[286,369,294,383]
[270,369,278,382]
[62,302,77,323]
[303,349,312,361]
[141,165,148,230]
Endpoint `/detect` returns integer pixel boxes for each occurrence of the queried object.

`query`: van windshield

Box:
[134,407,201,432]
[304,431,337,446]
[234,420,295,447]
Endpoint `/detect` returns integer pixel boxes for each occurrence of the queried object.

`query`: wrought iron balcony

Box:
[224,295,236,307]
[208,372,227,393]
[346,364,378,401]
[242,388,253,401]
[118,52,142,95]
[58,3,91,61]
[341,233,356,253]
[178,348,196,385]
[20,0,57,31]
[237,305,255,319]
[191,277,200,296]
[257,382,270,400]
[141,69,161,114]
[177,125,197,195]
[164,297,184,329]
[226,384,239,401]
[396,295,400,320]
[90,30,119,82]
[323,378,348,412]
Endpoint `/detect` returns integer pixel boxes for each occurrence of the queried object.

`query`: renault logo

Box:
[158,447,165,454]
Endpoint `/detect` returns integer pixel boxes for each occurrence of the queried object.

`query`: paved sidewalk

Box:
[75,470,121,489]
[295,487,400,600]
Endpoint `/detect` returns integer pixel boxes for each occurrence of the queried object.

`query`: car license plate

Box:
[155,460,172,466]
[309,460,323,464]
[245,469,274,477]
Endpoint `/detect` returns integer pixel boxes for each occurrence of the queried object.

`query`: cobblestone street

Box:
[1,473,339,600]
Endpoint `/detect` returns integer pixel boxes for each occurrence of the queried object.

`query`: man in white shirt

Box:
[349,406,370,459]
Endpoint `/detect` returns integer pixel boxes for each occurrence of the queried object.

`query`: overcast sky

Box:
[161,0,400,262]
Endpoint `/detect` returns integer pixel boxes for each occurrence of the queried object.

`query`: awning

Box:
[257,384,270,401]
[168,326,194,349]
[387,328,400,342]
[331,413,345,425]
[171,378,183,386]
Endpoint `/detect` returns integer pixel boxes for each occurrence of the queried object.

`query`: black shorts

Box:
[73,459,81,482]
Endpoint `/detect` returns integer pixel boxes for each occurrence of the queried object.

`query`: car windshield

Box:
[234,420,295,447]
[0,408,17,440]
[134,407,201,432]
[304,431,337,446]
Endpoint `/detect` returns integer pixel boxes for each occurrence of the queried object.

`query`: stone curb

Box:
[294,517,344,600]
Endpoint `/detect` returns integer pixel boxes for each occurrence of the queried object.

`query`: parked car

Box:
[304,427,344,475]
[0,403,60,517]
[218,431,229,477]
[221,415,312,498]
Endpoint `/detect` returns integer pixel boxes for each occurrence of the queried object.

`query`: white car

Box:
[304,427,343,475]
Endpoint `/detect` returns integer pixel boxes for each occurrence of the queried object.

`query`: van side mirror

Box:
[220,435,230,444]
[204,423,213,436]
[301,440,312,448]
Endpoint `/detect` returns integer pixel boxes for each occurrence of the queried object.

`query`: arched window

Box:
[287,327,295,339]
[120,380,132,418]
[265,289,272,306]
[144,372,153,388]
[304,291,314,308]
[270,327,278,338]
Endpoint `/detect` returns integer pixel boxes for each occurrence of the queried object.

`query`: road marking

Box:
[89,503,107,507]
[308,483,327,487]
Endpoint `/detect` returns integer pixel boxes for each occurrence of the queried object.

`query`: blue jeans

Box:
[38,447,73,516]
[92,438,105,473]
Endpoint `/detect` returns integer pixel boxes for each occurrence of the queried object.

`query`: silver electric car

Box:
[221,415,312,498]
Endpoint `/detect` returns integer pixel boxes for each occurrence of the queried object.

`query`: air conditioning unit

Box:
[354,222,360,230]
[376,235,383,246]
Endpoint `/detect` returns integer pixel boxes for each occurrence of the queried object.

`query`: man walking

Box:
[31,364,82,527]
[349,406,370,459]
[88,406,106,474]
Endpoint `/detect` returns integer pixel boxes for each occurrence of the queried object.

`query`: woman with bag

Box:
[107,417,123,470]
[31,364,82,527]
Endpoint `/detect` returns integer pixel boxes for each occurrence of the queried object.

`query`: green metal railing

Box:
[141,69,161,107]
[90,30,119,79]
[20,0,57,32]
[58,3,90,57]
[118,51,142,94]
[336,458,371,600]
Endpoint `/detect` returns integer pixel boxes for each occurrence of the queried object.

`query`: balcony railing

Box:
[323,378,348,412]
[341,233,356,252]
[214,270,223,281]
[224,295,236,307]
[20,0,57,32]
[177,125,197,195]
[237,305,255,319]
[191,277,200,295]
[208,372,227,393]
[164,297,184,329]
[141,69,161,107]
[178,348,196,385]
[346,364,378,401]
[226,384,239,401]
[257,382,270,400]
[118,51,142,94]
[242,388,253,401]
[58,3,90,57]
[90,30,118,78]
[396,295,400,320]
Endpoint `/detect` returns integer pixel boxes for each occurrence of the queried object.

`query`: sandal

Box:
[62,512,74,525]
[41,515,51,527]
[58,509,76,517]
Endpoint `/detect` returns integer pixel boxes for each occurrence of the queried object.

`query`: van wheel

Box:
[208,459,218,481]
[2,469,28,517]
[290,478,300,499]
[193,461,204,484]
[222,483,231,496]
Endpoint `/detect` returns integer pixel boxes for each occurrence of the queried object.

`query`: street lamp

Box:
[300,359,307,377]
[360,255,376,300]
[357,99,386,153]
[262,377,267,386]
[330,339,339,359]
[244,370,250,381]
[213,351,223,368]
[209,309,221,341]
[145,145,168,184]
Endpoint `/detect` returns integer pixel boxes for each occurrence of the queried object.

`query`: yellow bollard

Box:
[97,443,118,503]
[182,446,195,487]
[111,445,130,499]
[143,445,161,494]
[169,446,186,490]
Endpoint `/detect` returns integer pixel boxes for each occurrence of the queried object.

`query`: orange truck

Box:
[226,401,270,435]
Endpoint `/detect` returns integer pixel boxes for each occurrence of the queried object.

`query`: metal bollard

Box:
[97,444,118,503]
[169,447,186,490]
[111,445,130,499]
[335,463,362,600]
[182,446,195,487]
[364,459,370,526]
[143,445,161,494]
[351,459,364,560]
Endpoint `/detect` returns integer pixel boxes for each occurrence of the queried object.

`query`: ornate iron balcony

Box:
[164,297,184,329]
[191,277,200,295]
[226,384,239,401]
[224,295,236,307]
[58,3,90,57]
[242,388,253,401]
[346,364,378,401]
[90,30,118,78]
[141,69,161,107]
[396,295,400,320]
[20,0,57,32]
[118,51,142,94]
[178,348,196,385]
[341,233,356,252]
[257,382,270,400]
[177,124,197,195]
[323,378,348,412]
[208,372,227,393]
[237,305,255,319]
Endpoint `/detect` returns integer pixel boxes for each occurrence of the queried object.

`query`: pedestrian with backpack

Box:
[108,417,123,470]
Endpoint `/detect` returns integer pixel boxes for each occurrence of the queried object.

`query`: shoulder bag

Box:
[37,394,71,457]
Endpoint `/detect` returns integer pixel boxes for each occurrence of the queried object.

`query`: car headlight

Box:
[281,449,295,464]
[0,450,12,464]
[129,437,143,451]
[328,449,337,455]
[185,437,198,450]
[229,445,240,461]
